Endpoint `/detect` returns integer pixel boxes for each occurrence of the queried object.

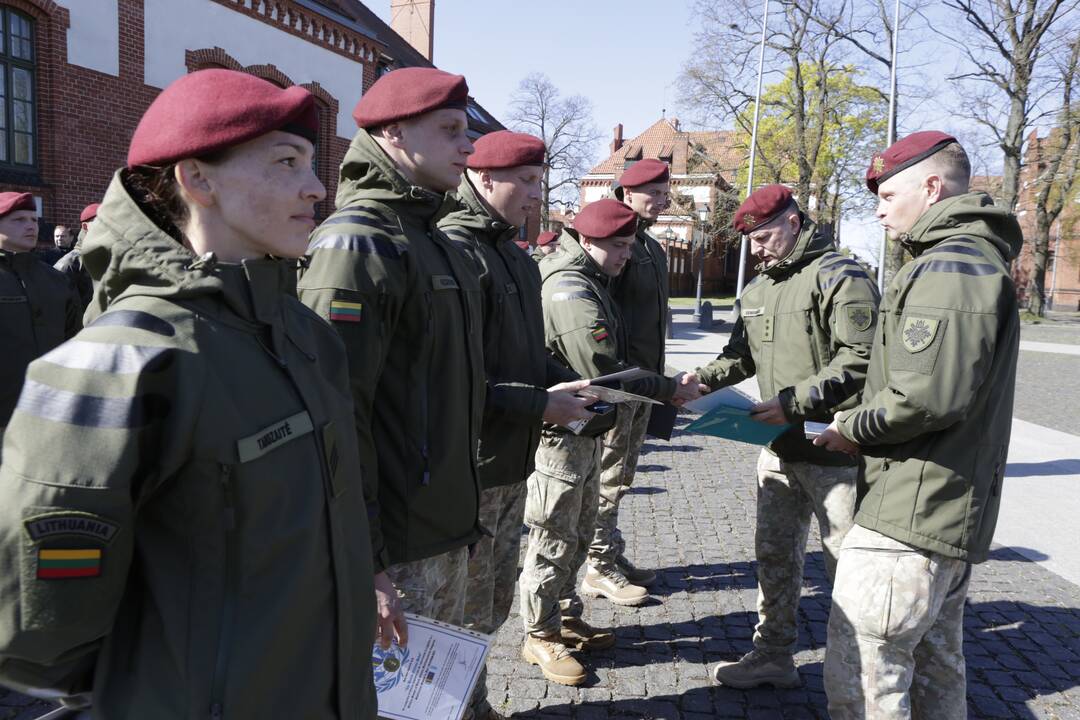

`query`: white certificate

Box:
[373,614,492,720]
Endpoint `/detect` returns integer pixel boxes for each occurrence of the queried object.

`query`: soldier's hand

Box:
[671,379,708,406]
[750,397,788,425]
[374,571,408,649]
[543,380,595,427]
[813,420,859,455]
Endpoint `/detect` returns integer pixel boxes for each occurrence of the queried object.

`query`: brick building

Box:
[579,117,746,295]
[0,0,502,243]
[1011,129,1080,312]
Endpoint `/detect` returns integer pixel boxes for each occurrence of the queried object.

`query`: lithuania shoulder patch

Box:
[329,299,363,323]
[25,512,119,544]
[901,316,939,353]
[591,326,609,342]
[847,305,874,332]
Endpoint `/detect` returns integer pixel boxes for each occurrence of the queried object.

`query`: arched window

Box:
[0,6,34,168]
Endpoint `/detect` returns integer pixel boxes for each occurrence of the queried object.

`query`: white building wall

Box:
[143,0,365,138]
[56,0,120,77]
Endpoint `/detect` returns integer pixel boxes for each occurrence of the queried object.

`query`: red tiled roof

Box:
[587,118,742,184]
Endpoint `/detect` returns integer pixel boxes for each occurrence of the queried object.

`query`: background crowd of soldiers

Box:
[0,62,1020,720]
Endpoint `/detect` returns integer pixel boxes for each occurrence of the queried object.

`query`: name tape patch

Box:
[237,411,314,463]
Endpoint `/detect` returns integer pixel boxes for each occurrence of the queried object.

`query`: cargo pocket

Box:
[858,551,933,643]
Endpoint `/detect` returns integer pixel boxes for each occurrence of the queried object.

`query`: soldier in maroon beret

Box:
[0,69,379,718]
[681,182,879,690]
[298,65,488,658]
[0,191,80,433]
[440,129,593,719]
[517,199,707,686]
[586,157,677,602]
[818,132,1022,719]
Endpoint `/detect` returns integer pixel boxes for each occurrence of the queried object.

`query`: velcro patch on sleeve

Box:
[37,548,102,579]
[329,300,363,323]
[890,314,947,375]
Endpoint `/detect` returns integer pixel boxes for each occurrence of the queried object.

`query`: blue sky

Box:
[369,1,990,263]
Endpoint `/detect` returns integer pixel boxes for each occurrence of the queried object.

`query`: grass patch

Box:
[1019,310,1043,324]
[669,296,736,308]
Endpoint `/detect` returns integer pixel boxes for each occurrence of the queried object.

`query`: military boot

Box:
[616,553,656,585]
[712,649,800,689]
[560,616,616,651]
[522,634,587,686]
[580,566,649,606]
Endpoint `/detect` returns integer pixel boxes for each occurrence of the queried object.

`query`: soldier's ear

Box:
[174,159,215,209]
[924,173,946,204]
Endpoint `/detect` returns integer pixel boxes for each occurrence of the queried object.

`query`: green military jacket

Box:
[835,192,1021,562]
[540,230,673,437]
[439,178,578,489]
[0,171,377,718]
[0,249,80,428]
[697,217,879,465]
[298,129,485,571]
[611,218,675,399]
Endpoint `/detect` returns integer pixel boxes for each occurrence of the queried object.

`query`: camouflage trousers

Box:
[588,401,652,574]
[519,432,602,637]
[384,546,469,626]
[753,449,856,654]
[824,524,972,720]
[464,482,527,717]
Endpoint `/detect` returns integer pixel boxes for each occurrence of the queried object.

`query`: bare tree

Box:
[945,0,1079,211]
[805,0,935,276]
[1029,33,1080,315]
[507,73,601,229]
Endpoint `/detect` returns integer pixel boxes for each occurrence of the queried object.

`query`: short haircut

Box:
[924,142,970,192]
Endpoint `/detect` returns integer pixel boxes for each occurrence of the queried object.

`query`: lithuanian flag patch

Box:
[329,300,363,323]
[37,548,102,579]
[591,326,609,342]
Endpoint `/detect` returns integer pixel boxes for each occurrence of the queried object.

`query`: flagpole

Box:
[877,0,901,292]
[734,0,769,301]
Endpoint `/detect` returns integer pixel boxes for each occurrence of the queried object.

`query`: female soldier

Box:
[0,69,377,718]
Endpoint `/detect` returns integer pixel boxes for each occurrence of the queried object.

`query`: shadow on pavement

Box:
[1006,458,1080,477]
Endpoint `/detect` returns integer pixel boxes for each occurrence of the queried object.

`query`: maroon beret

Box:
[79,203,100,223]
[619,158,670,188]
[536,230,558,246]
[353,67,469,129]
[467,131,545,169]
[866,130,957,193]
[573,199,638,240]
[128,69,318,168]
[0,192,35,218]
[733,184,796,234]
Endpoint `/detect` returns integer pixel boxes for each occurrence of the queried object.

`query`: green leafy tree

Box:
[733,64,887,232]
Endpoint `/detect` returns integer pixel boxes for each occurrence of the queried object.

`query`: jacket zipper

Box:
[209,464,238,720]
[421,292,433,485]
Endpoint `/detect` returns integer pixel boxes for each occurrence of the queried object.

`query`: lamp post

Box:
[692,206,708,321]
[663,228,676,338]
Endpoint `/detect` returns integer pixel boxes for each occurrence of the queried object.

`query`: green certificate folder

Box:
[682,387,790,446]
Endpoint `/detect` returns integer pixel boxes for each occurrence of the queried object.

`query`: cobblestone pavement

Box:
[2,407,1078,720]
[485,419,1080,720]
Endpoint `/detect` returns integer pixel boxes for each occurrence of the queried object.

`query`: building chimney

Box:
[611,123,623,154]
[670,117,680,131]
[390,0,435,62]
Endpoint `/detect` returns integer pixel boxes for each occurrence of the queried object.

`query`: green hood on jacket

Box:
[900,191,1023,261]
